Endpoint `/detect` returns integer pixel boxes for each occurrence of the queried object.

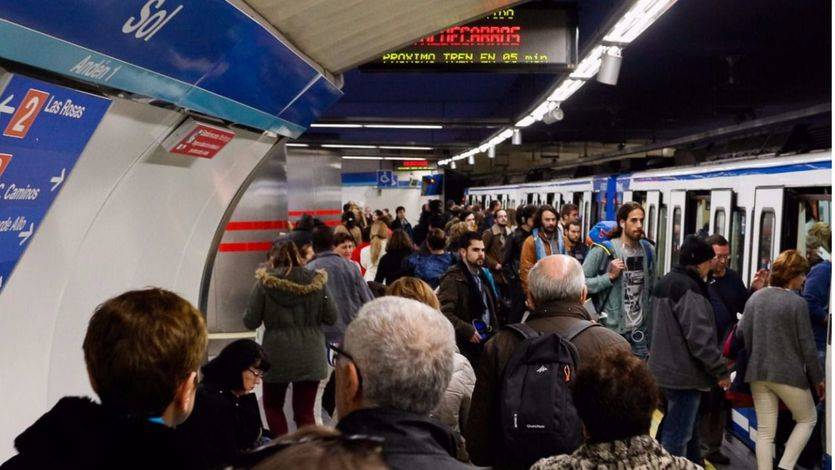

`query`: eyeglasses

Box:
[327,343,363,387]
[327,343,355,368]
[248,367,265,378]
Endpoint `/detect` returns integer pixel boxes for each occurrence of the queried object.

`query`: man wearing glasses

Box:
[699,234,767,465]
[328,297,470,470]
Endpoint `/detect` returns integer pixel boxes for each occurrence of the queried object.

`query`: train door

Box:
[623,190,633,203]
[666,191,686,272]
[710,189,733,239]
[581,190,593,236]
[750,187,784,274]
[646,191,661,244]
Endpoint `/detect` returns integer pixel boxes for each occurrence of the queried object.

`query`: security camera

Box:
[542,106,564,125]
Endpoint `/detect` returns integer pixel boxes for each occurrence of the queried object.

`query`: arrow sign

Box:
[18,223,34,246]
[50,168,66,191]
[0,94,15,115]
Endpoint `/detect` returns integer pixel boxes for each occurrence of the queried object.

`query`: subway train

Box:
[468,149,832,456]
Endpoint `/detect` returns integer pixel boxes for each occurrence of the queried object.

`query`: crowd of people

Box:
[4,198,830,470]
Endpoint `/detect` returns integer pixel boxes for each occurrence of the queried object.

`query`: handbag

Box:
[722,323,754,407]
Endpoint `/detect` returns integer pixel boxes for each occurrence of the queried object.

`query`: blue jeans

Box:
[660,388,703,463]
[622,327,649,360]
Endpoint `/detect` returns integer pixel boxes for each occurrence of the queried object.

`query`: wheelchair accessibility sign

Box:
[376,170,397,188]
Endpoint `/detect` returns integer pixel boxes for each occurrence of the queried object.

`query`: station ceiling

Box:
[298,0,831,158]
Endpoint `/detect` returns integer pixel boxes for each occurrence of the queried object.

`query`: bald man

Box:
[465,255,629,466]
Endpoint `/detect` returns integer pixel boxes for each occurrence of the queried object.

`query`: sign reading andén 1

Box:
[0,73,110,294]
[162,118,235,159]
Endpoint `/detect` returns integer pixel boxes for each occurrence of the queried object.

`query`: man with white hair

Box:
[332,297,471,470]
[465,255,630,467]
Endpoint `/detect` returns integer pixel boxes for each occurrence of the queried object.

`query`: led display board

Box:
[363,1,577,72]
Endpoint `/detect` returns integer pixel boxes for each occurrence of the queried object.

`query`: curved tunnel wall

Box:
[0,96,278,459]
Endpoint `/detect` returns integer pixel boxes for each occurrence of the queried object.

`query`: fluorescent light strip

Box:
[569,45,606,79]
[365,124,443,129]
[378,145,433,150]
[286,143,309,147]
[547,79,585,103]
[310,123,443,129]
[322,144,377,149]
[604,0,678,44]
[342,156,432,161]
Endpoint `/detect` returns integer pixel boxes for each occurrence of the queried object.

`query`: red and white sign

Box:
[162,118,235,159]
[402,159,430,167]
[0,153,12,177]
[3,88,49,139]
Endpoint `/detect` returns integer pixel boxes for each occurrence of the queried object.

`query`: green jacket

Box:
[243,267,337,383]
[582,238,655,335]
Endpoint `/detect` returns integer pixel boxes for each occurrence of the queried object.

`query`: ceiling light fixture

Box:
[468,155,475,165]
[341,156,384,160]
[597,47,623,85]
[488,146,496,159]
[450,161,456,169]
[604,0,678,44]
[378,145,433,150]
[364,124,443,129]
[321,144,377,149]
[511,129,522,145]
[310,123,363,128]
[569,45,606,79]
[285,143,309,147]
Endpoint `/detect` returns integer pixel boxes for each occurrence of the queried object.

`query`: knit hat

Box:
[679,235,714,266]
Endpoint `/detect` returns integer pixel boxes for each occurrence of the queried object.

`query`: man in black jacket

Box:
[698,234,767,464]
[649,236,730,464]
[502,204,537,324]
[334,297,470,470]
[4,289,208,469]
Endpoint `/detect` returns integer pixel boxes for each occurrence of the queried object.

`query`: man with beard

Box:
[559,203,580,231]
[564,220,588,264]
[520,205,563,296]
[583,202,655,359]
[483,209,510,298]
[502,204,537,324]
[438,231,500,368]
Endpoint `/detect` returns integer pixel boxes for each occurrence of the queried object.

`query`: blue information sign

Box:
[0,73,111,293]
[0,1,343,136]
[376,170,397,188]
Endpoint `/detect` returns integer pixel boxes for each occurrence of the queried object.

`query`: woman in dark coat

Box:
[374,229,415,285]
[243,240,338,436]
[177,339,271,469]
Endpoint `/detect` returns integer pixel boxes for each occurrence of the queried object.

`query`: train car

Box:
[466,150,832,455]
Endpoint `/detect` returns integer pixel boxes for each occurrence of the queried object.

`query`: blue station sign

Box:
[0,73,111,293]
[0,1,342,137]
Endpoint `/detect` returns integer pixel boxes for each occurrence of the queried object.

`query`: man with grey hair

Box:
[333,297,471,470]
[466,255,630,467]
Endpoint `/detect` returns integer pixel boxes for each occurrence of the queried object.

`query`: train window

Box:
[694,197,711,237]
[730,208,746,274]
[657,205,668,275]
[647,206,656,241]
[546,192,555,205]
[793,195,832,253]
[714,209,726,236]
[758,210,776,270]
[527,193,533,204]
[671,207,682,267]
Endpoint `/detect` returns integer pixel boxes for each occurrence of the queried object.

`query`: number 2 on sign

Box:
[3,88,49,139]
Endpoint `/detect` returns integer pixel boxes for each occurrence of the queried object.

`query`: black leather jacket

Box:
[501,226,531,282]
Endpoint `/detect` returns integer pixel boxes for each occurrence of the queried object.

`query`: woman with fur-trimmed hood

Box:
[244,240,338,437]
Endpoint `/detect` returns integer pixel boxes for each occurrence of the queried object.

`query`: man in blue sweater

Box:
[803,222,831,370]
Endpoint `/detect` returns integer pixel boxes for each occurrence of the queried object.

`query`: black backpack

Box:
[499,321,599,468]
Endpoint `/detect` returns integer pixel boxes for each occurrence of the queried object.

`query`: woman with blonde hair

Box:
[360,220,389,282]
[386,277,476,462]
[738,249,824,470]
